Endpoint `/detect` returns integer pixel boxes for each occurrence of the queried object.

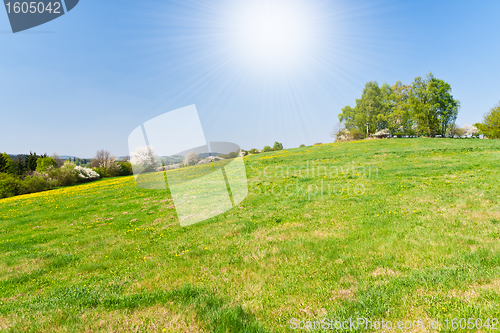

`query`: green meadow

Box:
[1,138,500,332]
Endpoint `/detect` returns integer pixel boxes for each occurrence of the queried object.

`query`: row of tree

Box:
[0,149,134,199]
[337,73,460,138]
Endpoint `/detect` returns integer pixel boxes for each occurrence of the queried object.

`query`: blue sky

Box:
[1,0,499,157]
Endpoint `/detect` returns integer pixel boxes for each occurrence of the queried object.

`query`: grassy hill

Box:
[1,138,500,332]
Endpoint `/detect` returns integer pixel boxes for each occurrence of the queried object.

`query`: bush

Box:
[350,128,365,140]
[47,161,78,187]
[117,162,133,176]
[249,148,259,155]
[0,173,23,198]
[300,144,306,147]
[75,166,100,181]
[48,168,77,187]
[22,176,53,194]
[0,173,53,198]
[262,146,273,152]
[92,167,109,178]
[373,129,390,138]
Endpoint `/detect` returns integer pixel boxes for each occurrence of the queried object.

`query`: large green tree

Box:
[338,81,392,136]
[36,156,57,172]
[475,102,500,139]
[25,152,39,173]
[15,155,25,176]
[409,73,459,137]
[387,81,413,135]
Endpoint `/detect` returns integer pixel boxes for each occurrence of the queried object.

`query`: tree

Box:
[330,122,345,138]
[25,152,39,173]
[183,151,199,166]
[273,141,283,150]
[51,153,63,168]
[409,73,459,137]
[475,103,500,139]
[262,146,273,152]
[447,123,465,138]
[90,150,116,169]
[15,155,25,176]
[388,81,413,135]
[462,124,479,137]
[36,156,57,172]
[338,81,391,136]
[130,146,159,172]
[90,149,119,176]
[0,153,6,173]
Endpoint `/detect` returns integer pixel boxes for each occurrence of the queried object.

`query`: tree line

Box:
[337,73,460,139]
[0,150,133,199]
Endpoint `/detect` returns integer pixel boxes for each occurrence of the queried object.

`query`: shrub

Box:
[273,142,283,150]
[117,161,133,176]
[0,173,23,198]
[22,176,53,194]
[300,144,306,147]
[262,146,273,152]
[47,161,78,187]
[92,167,109,178]
[350,128,365,140]
[336,129,352,141]
[373,129,390,138]
[50,168,77,187]
[75,166,100,181]
[249,148,259,154]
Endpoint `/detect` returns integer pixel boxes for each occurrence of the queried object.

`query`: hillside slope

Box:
[1,138,500,332]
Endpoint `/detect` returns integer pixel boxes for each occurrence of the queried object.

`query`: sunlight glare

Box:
[227,0,318,72]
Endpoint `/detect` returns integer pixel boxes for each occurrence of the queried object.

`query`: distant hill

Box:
[8,154,86,162]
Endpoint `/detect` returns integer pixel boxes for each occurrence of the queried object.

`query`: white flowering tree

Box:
[183,151,199,166]
[130,146,160,172]
[462,124,479,137]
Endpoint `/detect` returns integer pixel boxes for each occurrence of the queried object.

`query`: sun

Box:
[226,0,319,72]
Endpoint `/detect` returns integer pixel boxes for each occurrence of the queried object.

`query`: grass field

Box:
[1,138,500,332]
